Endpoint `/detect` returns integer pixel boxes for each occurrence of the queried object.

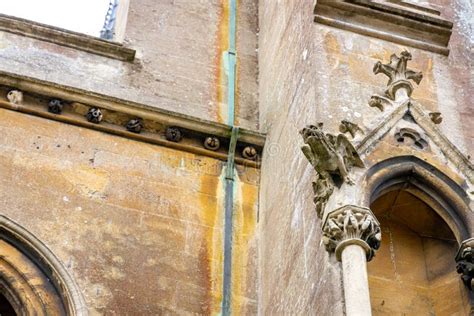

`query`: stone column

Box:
[322,205,381,316]
[455,237,474,291]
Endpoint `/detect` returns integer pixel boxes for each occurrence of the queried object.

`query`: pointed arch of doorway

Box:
[0,215,88,315]
[361,155,472,242]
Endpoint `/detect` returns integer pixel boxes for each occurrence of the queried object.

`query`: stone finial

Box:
[322,205,381,261]
[86,107,103,123]
[300,123,365,218]
[339,120,364,138]
[6,90,23,105]
[373,50,423,101]
[456,238,474,291]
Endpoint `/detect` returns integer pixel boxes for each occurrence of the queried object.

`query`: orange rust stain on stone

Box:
[199,170,224,314]
[324,32,341,53]
[231,178,258,313]
[214,0,229,124]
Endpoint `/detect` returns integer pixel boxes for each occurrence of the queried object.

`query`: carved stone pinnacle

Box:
[456,238,474,291]
[373,50,423,101]
[322,205,381,261]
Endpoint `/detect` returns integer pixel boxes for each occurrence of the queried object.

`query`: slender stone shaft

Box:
[341,244,372,316]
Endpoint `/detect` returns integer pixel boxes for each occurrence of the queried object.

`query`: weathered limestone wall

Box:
[0,0,259,129]
[0,108,258,314]
[257,0,473,314]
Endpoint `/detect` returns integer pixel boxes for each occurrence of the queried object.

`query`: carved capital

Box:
[456,238,474,291]
[322,205,381,261]
[373,50,423,101]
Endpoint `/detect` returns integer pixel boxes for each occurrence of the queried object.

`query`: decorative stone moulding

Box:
[394,127,428,150]
[300,123,365,218]
[0,14,135,61]
[456,238,474,291]
[322,205,381,261]
[314,0,453,55]
[0,71,265,167]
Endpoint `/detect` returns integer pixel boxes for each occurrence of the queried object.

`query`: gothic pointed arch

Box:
[0,215,87,315]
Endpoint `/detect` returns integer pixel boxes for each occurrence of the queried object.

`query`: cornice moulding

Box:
[0,14,136,61]
[314,0,453,55]
[0,71,265,167]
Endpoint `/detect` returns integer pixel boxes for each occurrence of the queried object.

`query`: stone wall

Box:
[0,0,259,129]
[257,0,472,314]
[0,108,258,314]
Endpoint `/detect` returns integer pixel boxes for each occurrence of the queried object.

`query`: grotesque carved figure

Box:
[165,127,183,142]
[126,118,143,133]
[456,238,474,291]
[48,99,63,114]
[6,90,23,105]
[86,107,103,123]
[300,123,364,217]
[339,120,364,138]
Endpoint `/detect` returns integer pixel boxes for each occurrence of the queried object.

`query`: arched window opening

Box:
[0,238,67,315]
[368,189,470,315]
[0,293,16,316]
[0,215,87,315]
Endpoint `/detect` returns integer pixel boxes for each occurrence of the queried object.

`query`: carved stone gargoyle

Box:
[300,123,365,218]
[370,50,423,109]
[456,238,474,291]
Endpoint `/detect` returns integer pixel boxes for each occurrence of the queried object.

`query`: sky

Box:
[0,0,111,37]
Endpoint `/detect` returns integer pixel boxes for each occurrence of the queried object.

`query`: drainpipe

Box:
[222,0,237,315]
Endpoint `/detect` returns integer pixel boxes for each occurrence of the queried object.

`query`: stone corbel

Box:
[456,238,474,291]
[322,205,381,261]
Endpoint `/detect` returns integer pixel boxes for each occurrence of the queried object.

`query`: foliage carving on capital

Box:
[322,205,381,261]
[456,238,474,291]
[300,123,365,218]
